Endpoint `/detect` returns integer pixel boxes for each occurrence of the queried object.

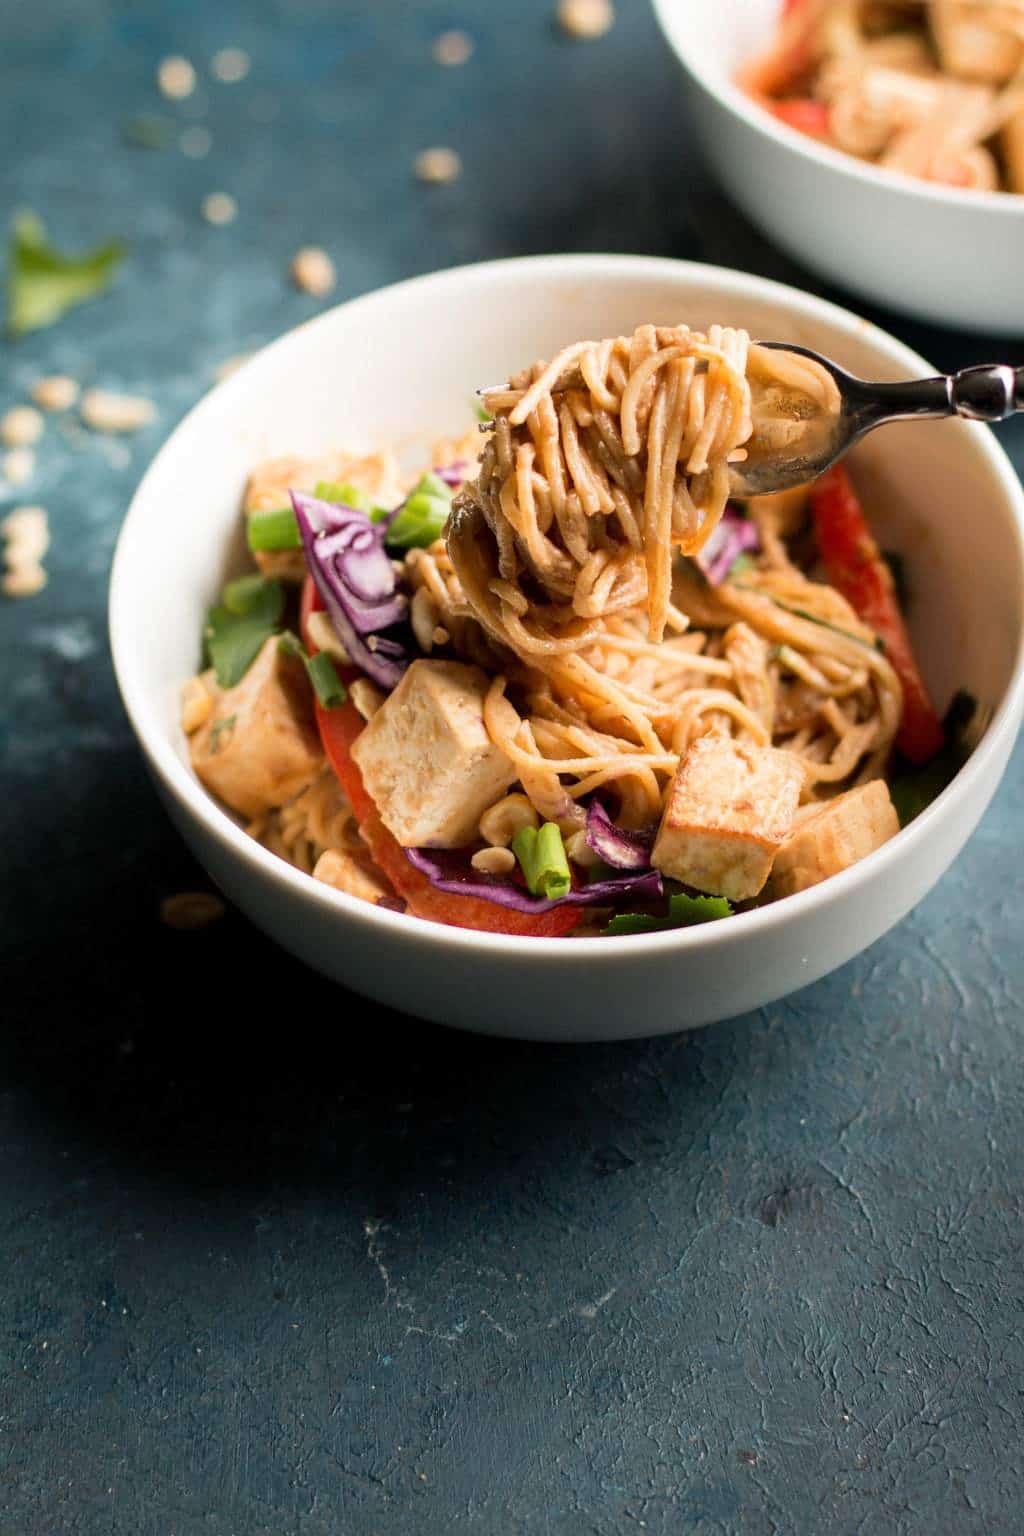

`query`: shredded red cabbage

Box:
[434,462,469,489]
[584,800,655,870]
[292,490,408,689]
[696,506,760,586]
[405,848,664,914]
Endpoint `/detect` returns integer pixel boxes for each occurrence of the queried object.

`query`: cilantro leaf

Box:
[7,211,128,338]
[604,892,732,936]
[205,576,284,688]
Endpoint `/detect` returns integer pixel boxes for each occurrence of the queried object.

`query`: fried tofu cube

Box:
[313,849,395,906]
[351,660,516,847]
[652,734,804,901]
[190,636,323,819]
[771,780,899,898]
[245,448,403,580]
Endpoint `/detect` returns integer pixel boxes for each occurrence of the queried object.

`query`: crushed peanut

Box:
[414,147,462,184]
[160,891,226,930]
[3,505,49,563]
[31,376,79,413]
[157,55,197,100]
[181,673,217,734]
[2,448,35,485]
[565,829,602,869]
[201,191,237,226]
[2,564,46,598]
[471,846,517,877]
[350,678,385,722]
[411,586,439,652]
[1,406,44,448]
[557,0,615,39]
[432,30,474,66]
[290,246,336,297]
[432,625,450,647]
[306,610,351,663]
[80,389,156,434]
[211,47,251,83]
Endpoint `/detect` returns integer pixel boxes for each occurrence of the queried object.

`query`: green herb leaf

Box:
[384,473,453,550]
[205,576,284,687]
[474,400,493,423]
[247,506,302,553]
[604,892,732,936]
[512,822,572,901]
[888,689,978,827]
[7,210,128,338]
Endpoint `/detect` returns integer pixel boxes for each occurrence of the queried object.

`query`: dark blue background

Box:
[3,2,1023,1531]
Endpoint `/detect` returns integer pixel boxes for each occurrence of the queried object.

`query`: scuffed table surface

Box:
[2,1,1023,1531]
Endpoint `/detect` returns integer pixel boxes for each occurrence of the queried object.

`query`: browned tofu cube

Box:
[313,849,394,905]
[190,636,323,819]
[351,660,516,847]
[771,780,899,898]
[652,734,804,901]
[245,448,402,580]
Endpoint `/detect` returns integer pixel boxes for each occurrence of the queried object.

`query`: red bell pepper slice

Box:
[301,578,583,935]
[809,467,945,765]
[767,98,831,140]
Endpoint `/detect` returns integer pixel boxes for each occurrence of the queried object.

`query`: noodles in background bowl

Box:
[738,0,1024,193]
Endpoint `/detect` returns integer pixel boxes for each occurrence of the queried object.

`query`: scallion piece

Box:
[247,506,302,553]
[314,480,373,514]
[278,629,347,707]
[306,649,347,708]
[384,472,453,550]
[512,822,572,901]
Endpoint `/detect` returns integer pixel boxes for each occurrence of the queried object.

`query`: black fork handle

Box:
[842,365,1023,430]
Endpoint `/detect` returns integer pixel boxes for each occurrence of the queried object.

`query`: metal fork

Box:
[732,343,1024,497]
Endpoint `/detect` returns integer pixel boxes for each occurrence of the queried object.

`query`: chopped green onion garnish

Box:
[306,650,347,709]
[205,576,284,687]
[247,506,302,552]
[474,400,493,423]
[314,480,373,513]
[512,822,572,901]
[278,630,347,708]
[385,472,453,550]
[604,892,732,936]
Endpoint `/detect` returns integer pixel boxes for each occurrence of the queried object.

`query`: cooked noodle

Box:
[437,328,902,829]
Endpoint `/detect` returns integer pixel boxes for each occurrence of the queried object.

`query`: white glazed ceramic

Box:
[110,255,1024,1041]
[651,0,1024,334]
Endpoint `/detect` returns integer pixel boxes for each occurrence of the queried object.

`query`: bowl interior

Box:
[111,256,1024,877]
[656,0,777,80]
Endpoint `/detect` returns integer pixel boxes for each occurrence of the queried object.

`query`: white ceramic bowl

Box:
[110,255,1024,1041]
[651,0,1024,334]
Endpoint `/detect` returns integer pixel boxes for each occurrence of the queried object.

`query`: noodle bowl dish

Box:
[110,255,1024,1040]
[651,0,1024,332]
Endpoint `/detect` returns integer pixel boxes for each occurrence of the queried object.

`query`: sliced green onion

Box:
[306,650,347,708]
[385,472,454,550]
[512,822,572,901]
[314,479,373,513]
[604,892,732,936]
[277,630,347,708]
[474,399,493,423]
[247,506,302,552]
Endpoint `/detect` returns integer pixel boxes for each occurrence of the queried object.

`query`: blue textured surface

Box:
[3,2,1024,1532]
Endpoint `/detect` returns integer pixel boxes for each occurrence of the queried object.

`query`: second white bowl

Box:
[652,0,1024,334]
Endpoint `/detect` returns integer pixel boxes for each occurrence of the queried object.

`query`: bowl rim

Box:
[110,251,1024,962]
[649,0,1024,218]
